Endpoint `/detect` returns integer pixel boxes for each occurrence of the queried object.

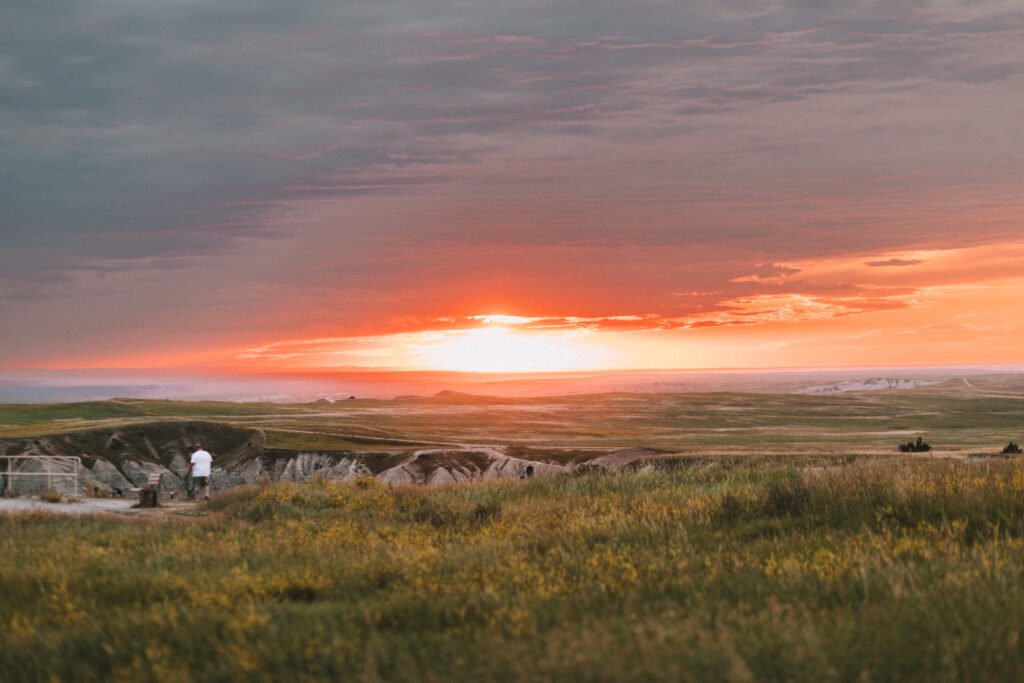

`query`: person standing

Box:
[186,444,213,501]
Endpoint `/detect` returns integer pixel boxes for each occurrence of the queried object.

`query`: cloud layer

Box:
[3,0,1024,368]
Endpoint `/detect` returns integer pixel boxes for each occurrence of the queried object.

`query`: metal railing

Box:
[2,455,81,497]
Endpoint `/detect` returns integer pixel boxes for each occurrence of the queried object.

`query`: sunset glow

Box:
[3,3,1024,376]
[417,326,617,373]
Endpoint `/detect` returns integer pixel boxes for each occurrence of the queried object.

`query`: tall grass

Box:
[3,459,1024,681]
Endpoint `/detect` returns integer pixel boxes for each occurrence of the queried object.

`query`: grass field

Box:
[5,458,1024,681]
[3,384,1024,455]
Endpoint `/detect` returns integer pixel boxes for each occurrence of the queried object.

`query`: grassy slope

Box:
[4,462,1024,680]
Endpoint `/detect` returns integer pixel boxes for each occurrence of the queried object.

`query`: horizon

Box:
[3,3,1024,373]
[2,363,1022,404]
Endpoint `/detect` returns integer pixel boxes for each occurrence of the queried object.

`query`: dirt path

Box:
[0,496,206,518]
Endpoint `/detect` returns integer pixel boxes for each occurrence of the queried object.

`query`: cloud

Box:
[732,263,803,282]
[865,258,924,267]
[4,0,1024,365]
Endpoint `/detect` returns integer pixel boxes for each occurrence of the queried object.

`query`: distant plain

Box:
[2,372,1023,457]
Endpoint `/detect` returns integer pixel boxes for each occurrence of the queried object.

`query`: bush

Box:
[898,436,931,453]
[762,476,811,517]
[410,500,458,527]
[570,463,608,477]
[1002,441,1022,455]
[39,489,63,503]
[714,490,753,522]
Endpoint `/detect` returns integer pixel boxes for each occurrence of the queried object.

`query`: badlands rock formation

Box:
[0,421,664,496]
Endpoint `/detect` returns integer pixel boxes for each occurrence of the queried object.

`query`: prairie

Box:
[4,460,1024,680]
[3,379,1024,455]
[3,382,1024,680]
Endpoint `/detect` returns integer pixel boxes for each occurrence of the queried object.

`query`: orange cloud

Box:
[228,240,1024,372]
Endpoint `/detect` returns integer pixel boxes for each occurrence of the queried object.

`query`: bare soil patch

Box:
[0,496,204,518]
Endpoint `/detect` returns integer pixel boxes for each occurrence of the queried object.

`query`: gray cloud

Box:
[2,0,1024,361]
[750,263,803,278]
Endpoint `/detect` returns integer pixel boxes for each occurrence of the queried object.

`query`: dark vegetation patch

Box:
[268,580,321,603]
[413,450,493,473]
[394,492,502,529]
[409,499,460,527]
[506,445,609,465]
[702,460,1024,544]
[260,429,429,451]
[570,463,610,477]
[898,436,931,452]
[633,452,865,472]
[356,451,420,475]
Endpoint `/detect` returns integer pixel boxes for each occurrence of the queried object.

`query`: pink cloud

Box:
[865,258,924,267]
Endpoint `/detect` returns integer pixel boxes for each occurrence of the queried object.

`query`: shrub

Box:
[354,475,377,489]
[762,476,811,517]
[410,500,458,527]
[1001,441,1022,454]
[471,501,501,524]
[898,436,931,453]
[39,489,63,503]
[88,485,112,498]
[570,463,608,477]
[714,490,753,522]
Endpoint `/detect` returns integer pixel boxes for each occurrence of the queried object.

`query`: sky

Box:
[2,0,1024,374]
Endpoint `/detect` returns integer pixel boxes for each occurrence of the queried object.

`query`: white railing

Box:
[2,455,81,497]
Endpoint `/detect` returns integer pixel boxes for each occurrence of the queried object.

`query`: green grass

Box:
[4,459,1024,681]
[0,401,148,431]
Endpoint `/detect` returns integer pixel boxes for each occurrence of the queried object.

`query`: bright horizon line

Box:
[5,362,1024,377]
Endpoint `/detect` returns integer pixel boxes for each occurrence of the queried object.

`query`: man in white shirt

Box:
[186,444,213,501]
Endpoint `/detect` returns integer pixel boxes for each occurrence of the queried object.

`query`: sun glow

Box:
[468,314,543,325]
[418,326,615,373]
